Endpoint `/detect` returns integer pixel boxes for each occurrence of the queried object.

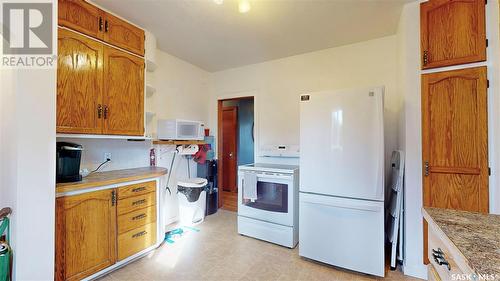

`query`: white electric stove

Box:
[237,163,299,248]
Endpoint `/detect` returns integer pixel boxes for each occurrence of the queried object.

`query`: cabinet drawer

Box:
[118,222,156,261]
[427,226,474,280]
[117,192,155,215]
[118,181,156,199]
[118,206,156,234]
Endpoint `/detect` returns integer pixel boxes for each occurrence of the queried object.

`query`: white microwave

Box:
[157,119,205,141]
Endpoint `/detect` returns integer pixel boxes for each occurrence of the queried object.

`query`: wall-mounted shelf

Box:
[57,134,153,141]
[146,84,156,97]
[152,140,206,145]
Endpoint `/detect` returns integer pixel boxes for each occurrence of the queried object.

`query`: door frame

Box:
[217,92,258,208]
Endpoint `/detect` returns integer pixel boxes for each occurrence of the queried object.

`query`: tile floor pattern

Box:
[98,210,422,281]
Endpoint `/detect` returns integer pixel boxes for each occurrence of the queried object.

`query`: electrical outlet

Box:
[104,152,112,162]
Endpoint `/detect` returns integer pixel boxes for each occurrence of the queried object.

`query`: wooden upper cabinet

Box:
[103,13,145,56]
[103,46,144,136]
[57,28,104,134]
[420,0,486,69]
[58,0,145,56]
[421,67,489,213]
[58,0,104,40]
[55,189,117,281]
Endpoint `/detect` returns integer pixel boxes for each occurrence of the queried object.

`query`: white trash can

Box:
[177,178,208,225]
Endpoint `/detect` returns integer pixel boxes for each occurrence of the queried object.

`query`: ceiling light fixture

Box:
[238,0,251,13]
[213,0,223,5]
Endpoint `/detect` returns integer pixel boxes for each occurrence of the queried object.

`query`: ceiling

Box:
[93,0,408,72]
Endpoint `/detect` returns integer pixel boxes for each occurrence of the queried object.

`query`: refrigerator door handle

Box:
[300,193,383,212]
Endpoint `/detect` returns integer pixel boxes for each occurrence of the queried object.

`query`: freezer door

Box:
[299,192,385,277]
[299,87,384,201]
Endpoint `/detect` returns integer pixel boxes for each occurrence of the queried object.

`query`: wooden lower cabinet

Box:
[55,189,116,281]
[56,181,157,281]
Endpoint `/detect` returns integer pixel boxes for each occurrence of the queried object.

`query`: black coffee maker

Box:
[56,142,83,183]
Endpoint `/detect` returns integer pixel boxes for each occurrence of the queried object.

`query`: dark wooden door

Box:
[221,106,238,192]
[103,45,145,136]
[421,66,489,263]
[58,0,104,40]
[420,0,486,69]
[57,28,104,134]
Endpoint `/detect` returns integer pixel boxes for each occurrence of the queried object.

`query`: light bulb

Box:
[238,0,251,13]
[213,0,223,5]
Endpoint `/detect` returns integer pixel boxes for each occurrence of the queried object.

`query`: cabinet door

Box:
[422,67,489,212]
[420,0,486,69]
[58,0,104,40]
[55,189,116,281]
[57,28,104,134]
[103,46,144,136]
[103,12,145,56]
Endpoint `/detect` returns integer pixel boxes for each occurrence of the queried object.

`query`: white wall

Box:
[209,35,401,176]
[146,49,211,138]
[0,0,57,279]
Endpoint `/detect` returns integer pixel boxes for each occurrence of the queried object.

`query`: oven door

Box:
[237,171,294,226]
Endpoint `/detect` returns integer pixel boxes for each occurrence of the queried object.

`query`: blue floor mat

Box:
[164,226,200,244]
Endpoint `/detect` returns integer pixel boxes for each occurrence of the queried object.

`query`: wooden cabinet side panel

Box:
[420,0,486,69]
[104,13,145,56]
[55,190,116,281]
[58,0,104,40]
[103,46,144,136]
[57,28,104,134]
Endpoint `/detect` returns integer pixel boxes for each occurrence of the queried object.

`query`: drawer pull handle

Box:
[132,213,146,220]
[132,187,146,192]
[132,199,146,206]
[432,248,444,256]
[432,248,451,271]
[132,231,147,238]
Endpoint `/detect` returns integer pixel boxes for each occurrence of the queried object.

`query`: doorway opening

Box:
[217,97,255,212]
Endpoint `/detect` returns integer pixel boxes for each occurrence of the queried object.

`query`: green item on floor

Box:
[0,217,11,281]
[164,228,184,244]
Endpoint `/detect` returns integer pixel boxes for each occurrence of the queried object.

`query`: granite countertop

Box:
[423,207,500,277]
[56,166,168,194]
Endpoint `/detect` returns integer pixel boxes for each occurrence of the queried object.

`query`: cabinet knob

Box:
[105,20,109,32]
[103,105,109,119]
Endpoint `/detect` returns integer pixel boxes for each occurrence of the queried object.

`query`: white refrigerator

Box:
[299,86,385,277]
